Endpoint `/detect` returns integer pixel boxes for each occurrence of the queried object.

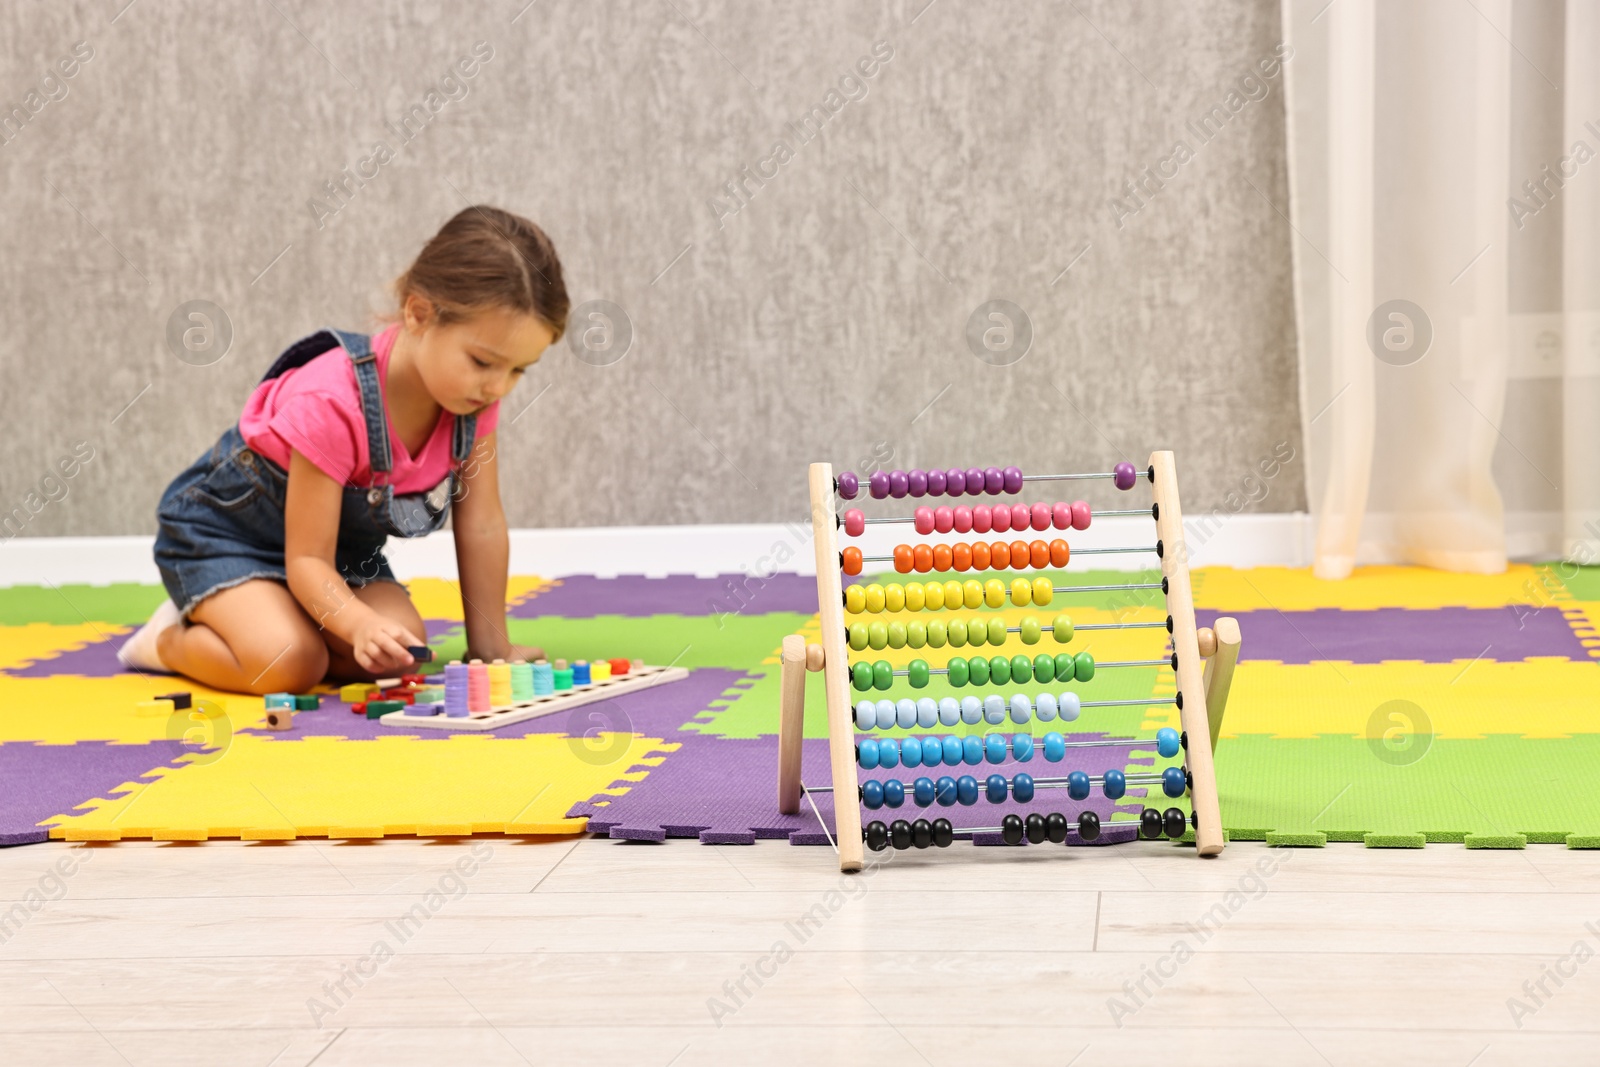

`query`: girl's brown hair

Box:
[395,206,570,340]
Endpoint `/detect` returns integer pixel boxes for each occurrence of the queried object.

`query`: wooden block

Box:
[154,691,192,710]
[778,636,806,815]
[804,643,825,672]
[264,710,295,731]
[292,694,320,711]
[263,692,295,709]
[374,677,402,689]
[339,683,378,704]
[135,699,176,718]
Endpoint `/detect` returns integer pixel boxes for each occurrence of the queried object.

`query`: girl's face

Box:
[404,297,556,416]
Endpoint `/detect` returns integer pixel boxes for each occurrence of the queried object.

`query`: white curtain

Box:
[1282,0,1600,577]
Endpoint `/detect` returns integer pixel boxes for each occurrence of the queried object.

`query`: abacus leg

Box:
[777,634,806,815]
[1202,616,1242,752]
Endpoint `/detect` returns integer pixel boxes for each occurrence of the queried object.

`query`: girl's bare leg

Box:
[156,580,328,695]
[320,579,428,683]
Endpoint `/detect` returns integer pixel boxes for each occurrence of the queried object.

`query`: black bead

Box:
[890,819,912,850]
[1001,813,1024,846]
[865,821,889,852]
[1140,808,1164,840]
[1170,652,1179,670]
[1163,807,1188,839]
[911,818,933,849]
[932,818,954,848]
[1161,576,1169,594]
[1024,813,1046,844]
[1165,615,1173,633]
[1180,730,1188,751]
[1077,811,1101,842]
[1152,503,1160,521]
[1146,464,1154,482]
[1045,812,1069,844]
[1191,810,1199,829]
[1175,691,1183,710]
[1156,539,1164,559]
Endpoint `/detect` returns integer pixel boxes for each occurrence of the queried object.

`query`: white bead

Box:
[1059,691,1081,721]
[960,696,983,725]
[938,697,961,726]
[1035,692,1058,722]
[876,700,897,730]
[983,695,1006,724]
[896,699,917,729]
[1010,694,1032,724]
[855,700,876,731]
[916,698,938,728]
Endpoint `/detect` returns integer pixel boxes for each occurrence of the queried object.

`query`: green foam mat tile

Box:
[0,583,168,625]
[1465,833,1528,849]
[1364,833,1427,848]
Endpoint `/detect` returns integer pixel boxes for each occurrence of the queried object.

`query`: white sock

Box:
[116,599,183,674]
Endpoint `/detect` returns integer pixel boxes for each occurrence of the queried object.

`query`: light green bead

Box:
[965,618,985,648]
[849,623,870,651]
[906,621,927,649]
[887,621,907,649]
[927,620,948,648]
[1020,617,1042,645]
[1052,614,1074,644]
[948,620,968,647]
[868,621,889,650]
[988,618,1008,646]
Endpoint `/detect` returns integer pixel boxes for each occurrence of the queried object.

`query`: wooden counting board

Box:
[378,664,690,732]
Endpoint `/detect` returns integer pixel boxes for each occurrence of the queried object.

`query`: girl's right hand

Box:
[352,617,423,674]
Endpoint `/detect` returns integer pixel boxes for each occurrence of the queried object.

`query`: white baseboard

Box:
[0,514,1314,587]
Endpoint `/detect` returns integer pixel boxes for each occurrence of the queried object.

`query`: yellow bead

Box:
[988,617,1008,645]
[904,583,926,612]
[963,580,984,610]
[1032,577,1054,606]
[845,585,866,614]
[865,584,886,613]
[984,579,1006,609]
[884,584,906,613]
[945,581,965,611]
[1011,577,1033,607]
[924,581,945,611]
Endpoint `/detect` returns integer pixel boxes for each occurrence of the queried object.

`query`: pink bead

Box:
[913,507,935,535]
[953,506,973,534]
[934,506,954,534]
[1011,503,1031,529]
[1030,503,1052,531]
[989,505,1010,533]
[972,505,993,534]
[1052,502,1073,530]
[844,509,865,537]
[1071,500,1092,530]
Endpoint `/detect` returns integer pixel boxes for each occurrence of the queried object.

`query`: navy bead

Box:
[865,821,889,851]
[942,735,962,765]
[1067,770,1091,800]
[1001,813,1024,845]
[1012,772,1035,802]
[879,739,899,769]
[862,779,884,809]
[1156,727,1180,758]
[984,734,1007,764]
[1012,734,1034,762]
[913,777,936,807]
[883,778,906,808]
[1103,769,1126,799]
[902,736,923,768]
[1162,767,1188,798]
[935,776,958,807]
[963,736,984,765]
[956,774,979,806]
[986,774,1008,803]
[1077,811,1101,841]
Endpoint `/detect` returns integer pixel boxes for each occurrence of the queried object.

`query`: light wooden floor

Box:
[0,835,1596,1066]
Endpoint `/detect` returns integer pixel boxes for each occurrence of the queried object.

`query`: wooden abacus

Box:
[777,454,1241,871]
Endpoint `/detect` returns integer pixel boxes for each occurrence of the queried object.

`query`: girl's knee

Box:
[247,638,329,695]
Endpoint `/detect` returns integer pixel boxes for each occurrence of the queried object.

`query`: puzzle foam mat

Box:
[2,564,1598,848]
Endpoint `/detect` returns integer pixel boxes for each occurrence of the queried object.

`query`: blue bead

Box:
[924,738,945,768]
[862,779,884,809]
[913,777,936,806]
[1010,694,1032,724]
[1067,770,1091,800]
[986,774,1008,803]
[855,700,876,731]
[1157,727,1181,759]
[1103,769,1126,799]
[963,736,984,765]
[985,734,1007,764]
[859,739,880,769]
[916,698,938,728]
[983,695,1006,725]
[896,699,917,729]
[1012,734,1033,762]
[1043,732,1066,762]
[935,776,958,807]
[938,698,961,726]
[1012,772,1035,802]
[882,778,905,807]
[960,696,983,724]
[879,739,899,769]
[942,735,962,765]
[956,775,979,806]
[1163,767,1188,798]
[901,736,923,768]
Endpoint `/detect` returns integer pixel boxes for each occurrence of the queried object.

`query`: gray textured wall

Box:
[0,0,1303,537]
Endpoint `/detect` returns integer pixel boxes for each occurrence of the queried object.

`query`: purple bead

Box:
[1113,461,1138,491]
[888,470,909,498]
[926,468,947,496]
[984,467,1004,494]
[1003,465,1024,494]
[946,468,966,496]
[869,471,891,499]
[838,472,859,499]
[907,469,928,497]
[964,468,986,495]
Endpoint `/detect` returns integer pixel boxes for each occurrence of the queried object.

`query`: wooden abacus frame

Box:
[779,453,1240,871]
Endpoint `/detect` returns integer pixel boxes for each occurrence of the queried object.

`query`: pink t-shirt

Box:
[239,324,499,494]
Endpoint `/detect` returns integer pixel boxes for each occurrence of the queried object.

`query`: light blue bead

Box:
[938,697,961,726]
[1157,727,1181,758]
[1103,769,1126,799]
[986,774,1008,803]
[1163,767,1188,797]
[913,776,936,806]
[960,696,984,725]
[963,736,984,765]
[896,699,917,729]
[916,698,938,729]
[942,735,962,765]
[876,700,897,730]
[1010,694,1032,724]
[901,736,923,768]
[1068,770,1090,800]
[956,775,979,805]
[859,738,880,769]
[883,778,905,807]
[862,779,884,809]
[855,700,876,731]
[879,739,900,769]
[1035,692,1058,722]
[985,734,1007,764]
[1012,772,1035,802]
[919,737,941,768]
[935,776,958,807]
[1059,691,1081,722]
[984,695,1006,725]
[1012,734,1034,762]
[1043,732,1066,762]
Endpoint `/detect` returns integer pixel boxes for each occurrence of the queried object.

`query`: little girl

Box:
[117,206,567,696]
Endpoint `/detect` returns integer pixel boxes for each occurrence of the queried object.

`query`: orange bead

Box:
[893,545,914,573]
[932,544,953,572]
[1011,540,1030,568]
[952,543,973,571]
[973,542,993,570]
[842,546,863,575]
[1030,540,1050,569]
[913,544,934,572]
[990,541,1010,570]
[1050,539,1071,567]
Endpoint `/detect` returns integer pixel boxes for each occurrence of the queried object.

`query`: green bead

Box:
[852,661,874,691]
[887,621,907,649]
[1055,653,1075,680]
[1052,614,1074,644]
[1020,617,1042,645]
[927,620,947,648]
[966,618,985,648]
[868,621,889,651]
[907,621,927,649]
[989,655,1012,685]
[1033,653,1056,683]
[1075,651,1096,682]
[947,657,969,687]
[1011,654,1033,683]
[873,660,895,691]
[948,620,968,648]
[968,655,991,686]
[849,623,870,651]
[988,618,1008,646]
[908,659,930,688]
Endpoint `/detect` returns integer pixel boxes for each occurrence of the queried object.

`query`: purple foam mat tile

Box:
[509,573,821,619]
[0,740,191,846]
[1193,605,1588,664]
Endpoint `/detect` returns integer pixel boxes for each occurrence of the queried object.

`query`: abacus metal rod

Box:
[802,772,1168,795]
[857,546,1157,561]
[856,695,1177,716]
[854,735,1176,750]
[856,509,1152,527]
[883,658,1173,677]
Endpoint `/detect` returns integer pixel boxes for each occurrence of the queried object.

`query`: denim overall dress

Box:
[153,328,477,619]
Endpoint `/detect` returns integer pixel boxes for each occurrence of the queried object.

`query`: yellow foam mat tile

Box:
[1215,659,1600,740]
[44,732,677,841]
[404,575,552,622]
[0,622,128,672]
[1192,564,1557,611]
[1561,603,1600,658]
[0,677,313,745]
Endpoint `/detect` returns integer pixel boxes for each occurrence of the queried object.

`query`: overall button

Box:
[367,488,383,505]
[238,452,254,467]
